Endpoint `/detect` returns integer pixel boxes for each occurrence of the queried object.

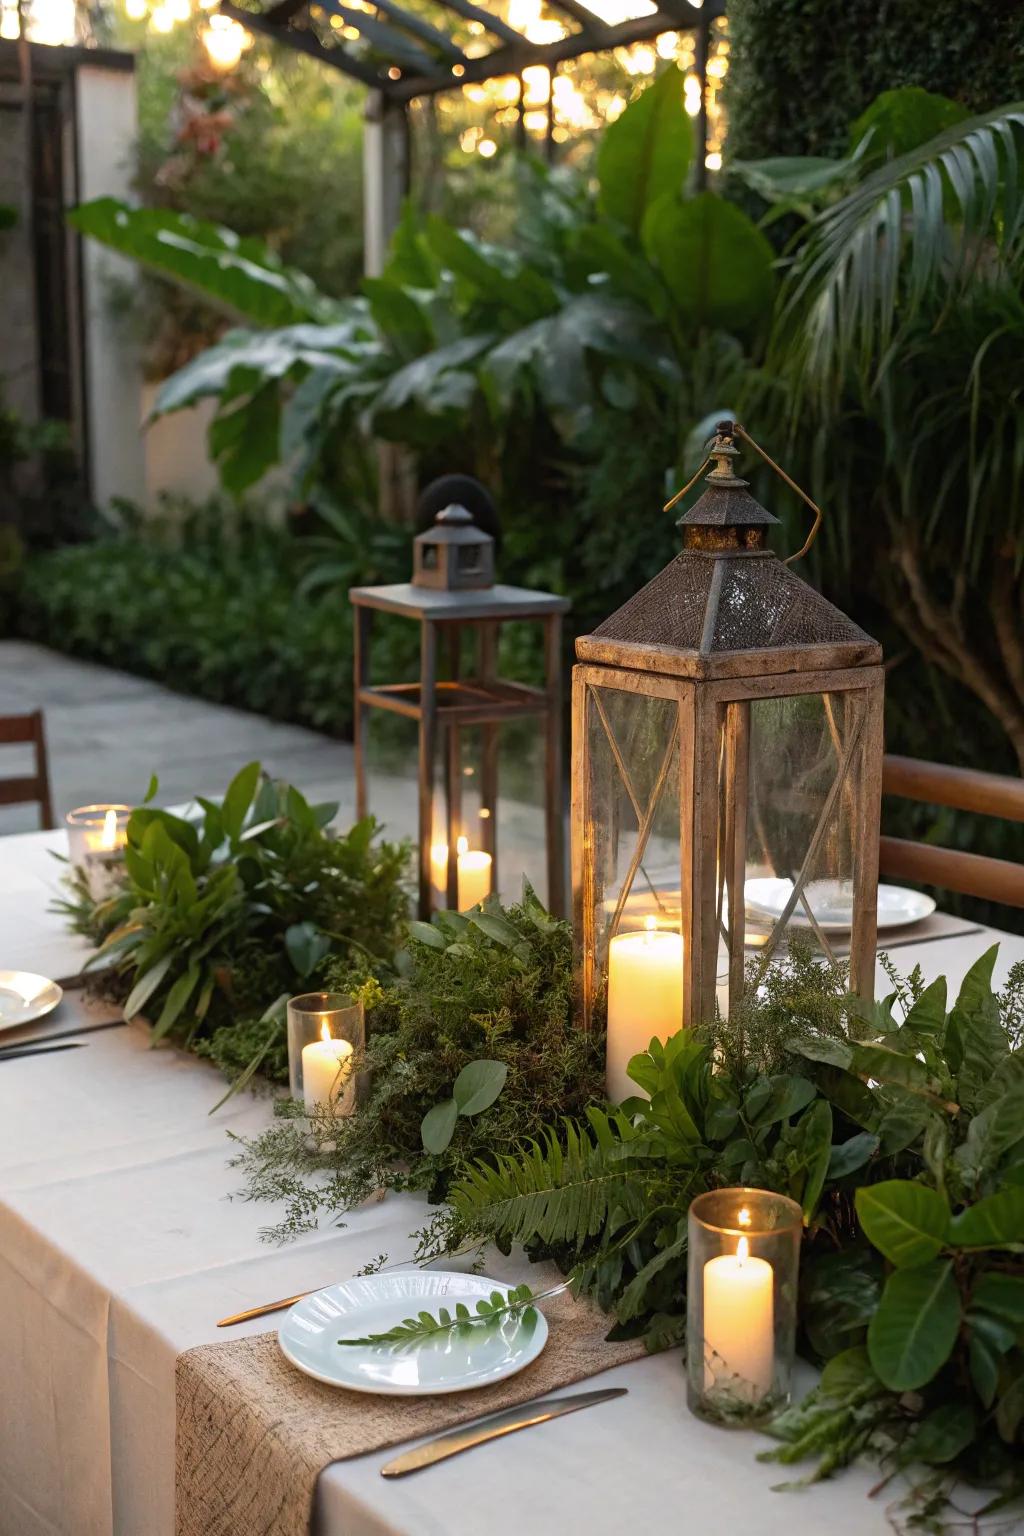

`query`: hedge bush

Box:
[13,511,415,739]
[726,0,1024,160]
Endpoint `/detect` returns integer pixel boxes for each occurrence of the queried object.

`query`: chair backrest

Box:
[880,754,1024,908]
[0,710,55,830]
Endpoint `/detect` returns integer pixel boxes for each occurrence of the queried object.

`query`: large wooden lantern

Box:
[571,424,884,1100]
[351,503,570,921]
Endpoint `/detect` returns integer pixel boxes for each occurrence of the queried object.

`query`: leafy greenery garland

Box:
[230,886,605,1238]
[235,919,1024,1528]
[60,762,409,1077]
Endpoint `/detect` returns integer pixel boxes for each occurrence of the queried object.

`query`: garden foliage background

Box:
[4,0,1024,926]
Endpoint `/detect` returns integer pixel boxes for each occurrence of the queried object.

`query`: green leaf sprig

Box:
[337,1281,558,1348]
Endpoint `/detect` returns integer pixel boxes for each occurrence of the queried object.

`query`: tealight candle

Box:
[606,917,683,1101]
[301,1022,355,1117]
[687,1189,802,1424]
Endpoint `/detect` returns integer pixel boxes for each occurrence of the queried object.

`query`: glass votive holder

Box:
[65,804,132,898]
[687,1187,802,1426]
[286,992,364,1119]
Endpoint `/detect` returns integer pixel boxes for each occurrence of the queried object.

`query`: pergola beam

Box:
[366,0,467,61]
[389,10,685,100]
[222,0,394,88]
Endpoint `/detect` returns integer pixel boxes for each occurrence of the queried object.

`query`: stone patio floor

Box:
[0,641,552,903]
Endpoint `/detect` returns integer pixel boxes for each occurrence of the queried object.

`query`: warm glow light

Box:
[738,1206,751,1227]
[705,151,722,170]
[477,137,497,158]
[644,915,657,934]
[24,0,77,44]
[457,835,469,856]
[124,0,148,18]
[522,62,550,106]
[151,5,174,30]
[320,1020,332,1043]
[737,1235,750,1262]
[452,62,465,76]
[202,13,250,69]
[0,1,17,37]
[100,809,118,851]
[387,65,401,79]
[167,0,190,19]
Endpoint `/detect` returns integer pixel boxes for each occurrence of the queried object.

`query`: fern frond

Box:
[446,1114,650,1251]
[777,104,1024,396]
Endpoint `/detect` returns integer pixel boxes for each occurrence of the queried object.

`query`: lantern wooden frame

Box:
[350,580,570,922]
[572,424,885,1036]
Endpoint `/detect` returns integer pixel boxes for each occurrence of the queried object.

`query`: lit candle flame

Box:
[101,808,118,850]
[737,1235,749,1263]
[644,915,657,934]
[320,1020,332,1043]
[457,835,468,857]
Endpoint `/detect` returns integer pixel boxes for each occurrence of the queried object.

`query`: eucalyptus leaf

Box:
[420,1098,459,1155]
[452,1060,508,1117]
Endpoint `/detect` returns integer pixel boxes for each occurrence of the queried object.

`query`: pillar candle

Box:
[301,1024,355,1117]
[702,1235,774,1402]
[605,918,683,1102]
[430,836,493,911]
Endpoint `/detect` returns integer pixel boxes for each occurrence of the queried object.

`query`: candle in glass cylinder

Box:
[301,1022,355,1117]
[702,1232,774,1403]
[605,917,683,1101]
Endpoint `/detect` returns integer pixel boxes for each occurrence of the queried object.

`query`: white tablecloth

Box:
[2,831,1021,1536]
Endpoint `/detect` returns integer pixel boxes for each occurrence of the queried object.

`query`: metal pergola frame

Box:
[221,0,725,108]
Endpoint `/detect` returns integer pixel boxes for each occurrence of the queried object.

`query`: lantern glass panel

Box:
[717,687,866,1014]
[584,681,684,1039]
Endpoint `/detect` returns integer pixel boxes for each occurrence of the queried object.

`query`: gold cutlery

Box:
[217,1291,315,1327]
[380,1387,628,1477]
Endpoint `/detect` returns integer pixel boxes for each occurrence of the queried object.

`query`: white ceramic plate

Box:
[0,971,63,1033]
[744,878,936,934]
[278,1271,548,1396]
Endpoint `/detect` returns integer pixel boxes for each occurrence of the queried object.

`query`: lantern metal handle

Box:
[663,422,824,565]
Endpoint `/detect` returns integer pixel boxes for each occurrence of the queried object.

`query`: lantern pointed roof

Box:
[576,426,880,681]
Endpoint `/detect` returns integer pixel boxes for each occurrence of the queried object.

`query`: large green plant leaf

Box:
[207,382,281,495]
[856,1180,949,1266]
[867,1260,961,1390]
[596,65,691,234]
[850,87,967,164]
[776,104,1024,394]
[949,1188,1024,1249]
[424,218,556,323]
[642,191,775,334]
[67,198,336,326]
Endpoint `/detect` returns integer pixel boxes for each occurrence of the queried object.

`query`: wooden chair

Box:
[880,754,1024,908]
[0,710,55,830]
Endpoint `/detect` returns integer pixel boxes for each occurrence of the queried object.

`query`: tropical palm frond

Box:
[776,104,1024,398]
[445,1112,649,1252]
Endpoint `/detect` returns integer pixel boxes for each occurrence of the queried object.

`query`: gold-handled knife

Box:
[216,1291,314,1327]
[379,1387,628,1478]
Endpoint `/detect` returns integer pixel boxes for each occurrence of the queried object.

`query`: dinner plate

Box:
[278,1271,548,1395]
[744,878,936,934]
[0,971,63,1032]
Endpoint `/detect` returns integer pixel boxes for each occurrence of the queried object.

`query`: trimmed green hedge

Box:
[726,0,1024,160]
[14,521,412,739]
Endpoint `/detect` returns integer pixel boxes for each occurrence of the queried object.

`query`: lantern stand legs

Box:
[354,606,371,821]
[478,622,499,896]
[544,612,566,918]
[417,620,439,920]
[444,624,462,912]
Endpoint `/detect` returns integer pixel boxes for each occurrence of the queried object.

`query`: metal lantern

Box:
[571,423,884,1098]
[350,503,570,921]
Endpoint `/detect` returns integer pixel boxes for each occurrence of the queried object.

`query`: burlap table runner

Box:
[176,1291,646,1536]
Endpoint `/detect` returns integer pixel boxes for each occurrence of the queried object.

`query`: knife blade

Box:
[0,1018,126,1054]
[379,1387,628,1478]
[0,1041,86,1063]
